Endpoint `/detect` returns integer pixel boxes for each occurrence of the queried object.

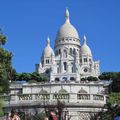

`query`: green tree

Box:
[0,31,14,116]
[87,76,98,81]
[0,33,13,93]
[13,72,48,82]
[0,32,14,93]
[98,72,118,80]
[112,73,120,92]
[99,93,120,120]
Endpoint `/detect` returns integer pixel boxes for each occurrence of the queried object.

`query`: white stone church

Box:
[36,9,100,82]
[3,9,108,120]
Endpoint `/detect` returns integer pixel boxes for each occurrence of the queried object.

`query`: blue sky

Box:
[0,0,120,73]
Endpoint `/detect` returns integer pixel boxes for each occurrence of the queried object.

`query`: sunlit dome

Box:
[43,37,54,57]
[81,35,92,56]
[56,9,79,40]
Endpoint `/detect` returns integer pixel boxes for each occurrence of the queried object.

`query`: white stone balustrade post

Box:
[14,95,19,103]
[90,94,93,103]
[50,94,53,101]
[104,95,107,104]
[32,94,35,101]
[69,93,77,103]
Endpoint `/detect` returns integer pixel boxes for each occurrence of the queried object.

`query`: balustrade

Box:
[2,93,106,106]
[93,95,104,101]
[53,93,69,100]
[19,94,32,100]
[35,94,50,100]
[77,94,90,100]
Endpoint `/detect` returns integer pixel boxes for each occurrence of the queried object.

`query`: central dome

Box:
[56,9,79,40]
[56,22,79,39]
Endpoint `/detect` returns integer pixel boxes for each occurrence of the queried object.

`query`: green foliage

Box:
[109,93,120,105]
[98,72,119,80]
[0,32,15,93]
[0,98,4,116]
[13,72,48,82]
[81,76,98,81]
[99,93,120,120]
[81,77,87,81]
[100,105,120,120]
[99,72,120,92]
[28,80,37,84]
[0,31,14,116]
[0,32,7,46]
[87,76,98,81]
[112,73,120,92]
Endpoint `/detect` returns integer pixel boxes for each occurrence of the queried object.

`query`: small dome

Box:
[43,37,55,57]
[81,35,92,56]
[56,9,79,40]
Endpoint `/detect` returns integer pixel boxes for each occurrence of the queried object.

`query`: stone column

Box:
[67,62,71,73]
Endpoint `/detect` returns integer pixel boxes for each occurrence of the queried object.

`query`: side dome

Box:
[56,9,79,40]
[43,37,55,58]
[81,35,92,56]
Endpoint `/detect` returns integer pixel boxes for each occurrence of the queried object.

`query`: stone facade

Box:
[3,9,108,120]
[3,82,107,120]
[36,9,100,81]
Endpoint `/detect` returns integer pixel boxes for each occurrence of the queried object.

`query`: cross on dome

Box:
[65,8,70,23]
[83,35,87,45]
[47,37,50,46]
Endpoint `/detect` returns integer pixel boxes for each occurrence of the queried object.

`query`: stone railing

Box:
[3,93,107,107]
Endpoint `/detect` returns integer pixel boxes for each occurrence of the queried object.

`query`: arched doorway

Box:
[70,77,75,81]
[62,77,67,81]
[55,78,60,82]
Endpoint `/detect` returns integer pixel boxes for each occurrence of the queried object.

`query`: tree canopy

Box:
[81,76,98,81]
[99,72,120,92]
[12,72,48,82]
[0,32,15,93]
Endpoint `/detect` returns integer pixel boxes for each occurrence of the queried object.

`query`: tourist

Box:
[49,112,58,120]
[6,113,11,120]
[12,112,20,120]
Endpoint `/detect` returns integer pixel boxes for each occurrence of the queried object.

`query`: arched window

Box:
[55,78,60,82]
[71,63,74,73]
[59,49,61,54]
[46,59,49,64]
[63,49,67,58]
[45,69,50,74]
[64,62,67,71]
[62,77,67,81]
[84,58,87,62]
[70,48,72,54]
[70,77,75,81]
[55,50,58,56]
[89,58,92,62]
[80,59,82,63]
[73,48,76,54]
[57,67,59,73]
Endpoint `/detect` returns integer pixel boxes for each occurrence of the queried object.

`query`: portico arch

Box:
[70,77,75,81]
